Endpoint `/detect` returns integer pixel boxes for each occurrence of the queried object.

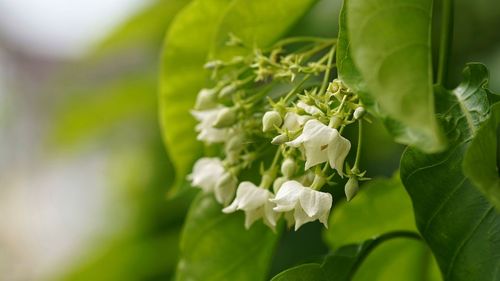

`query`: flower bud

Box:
[262,111,283,132]
[273,176,287,193]
[271,134,289,145]
[213,107,237,128]
[327,79,343,94]
[204,60,223,69]
[215,172,237,205]
[225,135,244,152]
[280,158,296,178]
[194,88,217,110]
[353,106,366,120]
[219,84,237,98]
[344,177,359,202]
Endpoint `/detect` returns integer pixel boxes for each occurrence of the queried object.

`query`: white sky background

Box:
[0,0,153,58]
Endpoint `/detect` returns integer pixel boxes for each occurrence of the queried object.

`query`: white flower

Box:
[188,157,225,192]
[270,180,332,230]
[223,182,279,230]
[286,119,334,170]
[282,112,311,132]
[297,101,322,115]
[286,119,351,175]
[191,108,229,143]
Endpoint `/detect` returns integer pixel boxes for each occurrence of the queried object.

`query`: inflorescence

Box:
[188,35,369,231]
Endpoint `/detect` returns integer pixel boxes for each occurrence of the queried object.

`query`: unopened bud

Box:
[225,135,244,152]
[215,172,237,205]
[271,134,288,145]
[219,84,237,98]
[281,158,296,178]
[194,88,217,109]
[344,177,359,202]
[273,176,287,193]
[353,106,366,120]
[327,79,343,94]
[204,60,223,69]
[213,107,237,128]
[262,111,283,132]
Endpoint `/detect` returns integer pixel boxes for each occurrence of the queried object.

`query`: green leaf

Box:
[175,193,278,281]
[271,232,422,281]
[336,0,364,95]
[345,0,445,153]
[400,63,500,281]
[353,238,441,281]
[324,174,416,248]
[92,0,189,57]
[160,0,234,195]
[51,71,157,147]
[271,264,327,281]
[211,0,318,60]
[463,102,500,210]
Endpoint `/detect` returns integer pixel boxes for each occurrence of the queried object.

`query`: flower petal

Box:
[327,132,351,176]
[298,189,333,219]
[271,180,304,212]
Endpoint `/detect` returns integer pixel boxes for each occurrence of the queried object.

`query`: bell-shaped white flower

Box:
[270,180,332,230]
[327,131,351,177]
[297,101,322,115]
[282,112,311,132]
[191,108,229,143]
[223,182,279,229]
[286,119,335,170]
[188,157,225,192]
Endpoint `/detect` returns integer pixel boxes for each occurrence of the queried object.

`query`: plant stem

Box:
[353,119,363,171]
[319,44,336,95]
[437,0,454,87]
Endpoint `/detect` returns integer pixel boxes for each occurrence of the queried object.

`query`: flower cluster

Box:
[188,35,369,231]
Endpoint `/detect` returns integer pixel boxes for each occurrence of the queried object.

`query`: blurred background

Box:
[0,0,499,280]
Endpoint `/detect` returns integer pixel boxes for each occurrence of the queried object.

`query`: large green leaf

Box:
[345,0,445,153]
[271,232,423,281]
[323,175,440,281]
[175,193,278,281]
[160,0,234,195]
[324,175,416,248]
[353,238,441,281]
[464,102,500,210]
[336,0,364,95]
[401,63,500,281]
[211,0,318,60]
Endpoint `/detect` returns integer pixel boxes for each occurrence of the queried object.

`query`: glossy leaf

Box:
[336,0,365,96]
[271,232,422,281]
[353,238,441,281]
[401,63,500,281]
[160,0,234,195]
[211,0,318,60]
[464,102,500,210]
[271,264,327,281]
[324,175,416,248]
[175,193,278,281]
[346,0,445,152]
